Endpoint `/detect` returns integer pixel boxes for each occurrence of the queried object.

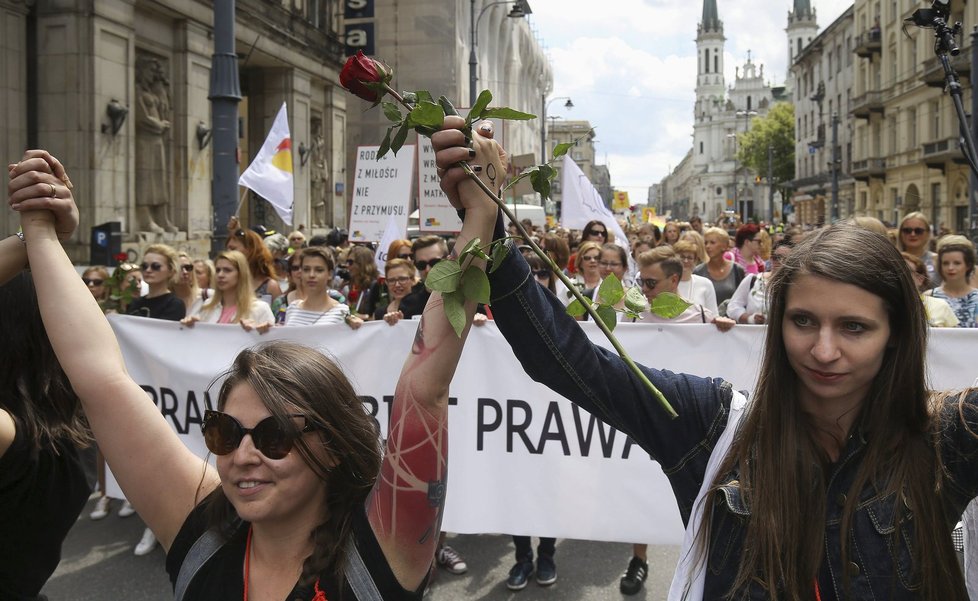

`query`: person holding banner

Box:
[376,258,418,324]
[181,250,274,333]
[284,246,362,329]
[10,141,500,600]
[434,117,978,601]
[226,222,283,305]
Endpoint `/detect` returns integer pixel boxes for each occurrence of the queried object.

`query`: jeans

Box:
[512,536,555,562]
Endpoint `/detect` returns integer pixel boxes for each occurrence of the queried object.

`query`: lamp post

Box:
[469,0,531,106]
[541,95,573,163]
[734,109,757,221]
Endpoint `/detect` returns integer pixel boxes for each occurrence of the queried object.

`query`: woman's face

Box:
[584,224,608,242]
[347,257,360,279]
[227,235,245,253]
[83,271,107,300]
[578,247,602,278]
[215,259,239,293]
[940,250,968,284]
[124,269,142,290]
[178,257,194,286]
[677,250,698,276]
[704,234,725,259]
[782,275,890,417]
[599,248,626,281]
[194,262,210,289]
[770,246,792,275]
[664,224,679,244]
[286,259,302,286]
[217,383,329,528]
[302,256,331,293]
[900,218,930,252]
[141,252,172,288]
[385,266,415,301]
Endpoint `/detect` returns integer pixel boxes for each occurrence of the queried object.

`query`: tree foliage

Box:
[736,102,795,186]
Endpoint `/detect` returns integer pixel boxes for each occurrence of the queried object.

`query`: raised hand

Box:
[8,150,79,241]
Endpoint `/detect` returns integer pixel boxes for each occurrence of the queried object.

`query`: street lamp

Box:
[734,109,757,221]
[469,0,532,106]
[541,96,573,163]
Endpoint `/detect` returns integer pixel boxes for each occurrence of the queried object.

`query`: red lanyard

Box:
[814,579,823,601]
[243,526,327,601]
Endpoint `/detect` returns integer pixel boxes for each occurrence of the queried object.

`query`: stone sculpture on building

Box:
[135,53,178,233]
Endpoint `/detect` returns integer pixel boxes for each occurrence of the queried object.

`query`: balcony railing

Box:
[922,136,966,173]
[851,91,885,119]
[791,173,831,189]
[921,50,971,87]
[851,158,886,181]
[854,29,882,58]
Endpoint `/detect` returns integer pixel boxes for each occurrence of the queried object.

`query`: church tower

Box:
[786,0,818,93]
[693,0,726,172]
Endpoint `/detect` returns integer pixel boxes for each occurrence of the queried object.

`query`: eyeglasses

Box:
[201,410,317,460]
[83,278,104,286]
[387,276,413,285]
[533,269,551,279]
[678,254,698,263]
[901,227,927,236]
[140,262,164,272]
[598,261,622,268]
[580,254,600,262]
[414,258,442,271]
[180,264,194,272]
[638,278,660,289]
[290,264,302,272]
[588,230,608,237]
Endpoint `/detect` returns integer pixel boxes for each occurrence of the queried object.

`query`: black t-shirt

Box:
[165,502,425,601]
[0,423,90,598]
[126,292,186,321]
[397,282,430,319]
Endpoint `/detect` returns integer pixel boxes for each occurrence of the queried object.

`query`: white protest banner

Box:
[349,145,415,242]
[374,215,404,273]
[107,316,978,544]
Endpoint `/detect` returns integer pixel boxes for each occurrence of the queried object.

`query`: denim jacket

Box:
[487,241,978,600]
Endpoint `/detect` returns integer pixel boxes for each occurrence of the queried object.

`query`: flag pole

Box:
[234,188,248,218]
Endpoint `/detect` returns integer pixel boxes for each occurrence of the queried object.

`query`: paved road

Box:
[43,496,681,600]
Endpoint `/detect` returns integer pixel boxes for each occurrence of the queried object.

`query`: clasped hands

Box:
[7,150,79,240]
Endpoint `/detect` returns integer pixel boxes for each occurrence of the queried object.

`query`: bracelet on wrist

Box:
[14,231,25,245]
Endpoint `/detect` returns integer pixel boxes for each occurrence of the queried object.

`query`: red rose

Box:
[340,51,392,103]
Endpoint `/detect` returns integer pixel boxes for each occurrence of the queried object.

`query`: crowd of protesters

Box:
[4,145,978,600]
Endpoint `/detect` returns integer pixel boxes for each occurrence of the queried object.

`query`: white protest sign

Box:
[349,145,415,242]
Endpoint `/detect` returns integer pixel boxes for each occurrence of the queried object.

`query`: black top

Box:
[126,292,186,321]
[166,502,425,601]
[396,282,430,319]
[0,422,90,598]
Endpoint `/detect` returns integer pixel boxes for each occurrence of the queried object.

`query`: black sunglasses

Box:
[415,258,442,271]
[202,410,317,460]
[532,269,551,279]
[901,227,927,236]
[638,277,660,289]
[83,277,104,286]
[180,264,194,272]
[140,261,164,272]
[589,229,608,237]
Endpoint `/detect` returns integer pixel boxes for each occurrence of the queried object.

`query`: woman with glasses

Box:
[126,244,186,322]
[726,224,765,275]
[897,211,941,287]
[226,225,283,305]
[726,237,795,325]
[182,250,274,332]
[598,243,631,287]
[673,240,718,316]
[284,247,362,329]
[902,252,958,327]
[581,219,610,243]
[13,143,494,601]
[82,266,109,304]
[174,252,211,315]
[573,241,604,297]
[387,238,414,263]
[376,258,418,325]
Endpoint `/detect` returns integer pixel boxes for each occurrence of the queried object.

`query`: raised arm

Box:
[365,122,502,590]
[10,157,219,551]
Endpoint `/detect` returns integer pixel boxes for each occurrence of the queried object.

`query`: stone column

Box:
[0,0,31,238]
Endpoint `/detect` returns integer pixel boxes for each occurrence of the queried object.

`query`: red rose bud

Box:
[340,51,392,102]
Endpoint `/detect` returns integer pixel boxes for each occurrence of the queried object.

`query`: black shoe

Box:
[507,560,535,591]
[535,554,557,586]
[619,556,648,595]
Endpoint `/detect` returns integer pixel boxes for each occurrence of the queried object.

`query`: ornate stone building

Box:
[1,0,348,261]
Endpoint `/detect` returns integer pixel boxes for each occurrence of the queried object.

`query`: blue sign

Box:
[95,231,108,247]
[345,21,374,56]
[344,0,373,19]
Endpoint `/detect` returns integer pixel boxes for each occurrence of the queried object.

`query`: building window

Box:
[704,49,709,73]
[908,108,917,147]
[932,100,941,140]
[714,53,719,73]
[700,141,704,154]
[747,96,752,111]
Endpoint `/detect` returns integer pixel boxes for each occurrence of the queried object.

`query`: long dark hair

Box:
[0,273,90,450]
[704,224,964,599]
[201,341,381,586]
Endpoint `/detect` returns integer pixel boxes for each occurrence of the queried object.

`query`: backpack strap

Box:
[174,528,226,601]
[344,536,384,601]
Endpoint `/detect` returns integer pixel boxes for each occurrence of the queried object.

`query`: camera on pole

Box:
[906,0,959,55]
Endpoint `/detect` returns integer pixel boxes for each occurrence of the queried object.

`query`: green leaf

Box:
[466,90,493,124]
[438,95,460,117]
[597,274,624,306]
[377,126,393,159]
[459,237,490,261]
[566,297,589,317]
[489,240,510,273]
[442,290,467,338]
[503,165,538,191]
[391,121,409,155]
[460,267,491,305]
[650,292,693,319]
[415,90,434,104]
[407,101,445,131]
[624,286,649,314]
[552,141,575,160]
[530,166,555,202]
[481,107,536,120]
[425,259,463,293]
[382,101,402,123]
[595,305,618,331]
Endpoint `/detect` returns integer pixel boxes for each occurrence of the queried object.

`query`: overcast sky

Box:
[528,0,853,202]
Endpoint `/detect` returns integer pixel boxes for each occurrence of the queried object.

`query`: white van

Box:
[408,203,546,238]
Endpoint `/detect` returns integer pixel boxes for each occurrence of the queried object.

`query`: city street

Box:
[42,496,681,601]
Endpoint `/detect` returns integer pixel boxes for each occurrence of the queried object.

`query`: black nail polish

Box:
[468,148,476,158]
[472,165,483,173]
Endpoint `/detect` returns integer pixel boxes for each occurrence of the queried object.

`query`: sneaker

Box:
[118,500,136,518]
[89,496,110,521]
[535,554,557,586]
[506,560,534,591]
[619,556,649,596]
[134,528,157,556]
[436,545,468,575]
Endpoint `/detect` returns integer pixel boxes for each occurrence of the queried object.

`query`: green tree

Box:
[736,102,795,193]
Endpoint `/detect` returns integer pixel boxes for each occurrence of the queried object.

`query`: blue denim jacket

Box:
[487,241,978,600]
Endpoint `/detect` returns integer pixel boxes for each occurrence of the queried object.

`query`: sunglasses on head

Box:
[901,227,927,236]
[83,277,104,286]
[415,258,442,271]
[202,410,318,460]
[180,264,194,272]
[141,262,164,272]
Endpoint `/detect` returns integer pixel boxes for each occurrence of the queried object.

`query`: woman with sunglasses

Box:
[183,250,274,332]
[897,212,941,287]
[581,219,610,243]
[13,142,497,600]
[173,252,211,315]
[82,266,109,304]
[285,246,362,329]
[376,258,418,325]
[573,241,604,295]
[126,244,186,322]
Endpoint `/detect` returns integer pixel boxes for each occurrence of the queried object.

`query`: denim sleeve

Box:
[488,241,732,509]
[938,389,978,516]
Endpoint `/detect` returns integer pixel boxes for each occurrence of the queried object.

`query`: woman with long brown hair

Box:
[182,250,274,331]
[434,116,978,601]
[226,226,283,304]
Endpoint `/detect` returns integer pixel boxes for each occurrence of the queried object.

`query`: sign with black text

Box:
[349,145,415,242]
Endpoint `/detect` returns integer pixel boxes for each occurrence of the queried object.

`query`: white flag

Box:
[239,102,294,225]
[560,155,629,253]
[374,214,405,274]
